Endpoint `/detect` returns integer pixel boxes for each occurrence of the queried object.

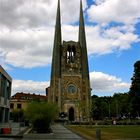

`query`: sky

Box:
[0,0,140,96]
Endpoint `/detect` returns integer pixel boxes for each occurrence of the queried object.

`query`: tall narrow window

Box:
[10,103,14,109]
[67,46,76,63]
[17,104,21,109]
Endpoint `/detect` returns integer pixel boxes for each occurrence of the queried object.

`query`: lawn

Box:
[67,125,140,140]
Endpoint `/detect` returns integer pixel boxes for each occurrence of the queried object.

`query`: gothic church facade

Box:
[48,0,91,121]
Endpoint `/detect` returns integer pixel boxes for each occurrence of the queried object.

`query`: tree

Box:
[129,61,140,117]
[10,109,24,122]
[91,93,131,120]
[91,95,109,120]
[91,95,100,120]
[112,93,131,118]
[25,102,58,133]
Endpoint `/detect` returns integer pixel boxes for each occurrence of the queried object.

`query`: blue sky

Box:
[0,0,140,96]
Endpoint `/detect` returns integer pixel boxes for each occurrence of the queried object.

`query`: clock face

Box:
[68,85,77,94]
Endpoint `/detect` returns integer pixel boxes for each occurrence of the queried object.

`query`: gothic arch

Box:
[68,107,75,121]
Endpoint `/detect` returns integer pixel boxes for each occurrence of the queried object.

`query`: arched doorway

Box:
[69,107,74,121]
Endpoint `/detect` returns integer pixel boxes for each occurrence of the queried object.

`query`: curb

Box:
[0,134,23,138]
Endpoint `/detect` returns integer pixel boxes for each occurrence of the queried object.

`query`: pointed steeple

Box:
[79,0,85,42]
[51,0,62,79]
[78,0,89,79]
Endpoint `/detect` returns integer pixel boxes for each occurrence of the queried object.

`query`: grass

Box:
[67,125,140,140]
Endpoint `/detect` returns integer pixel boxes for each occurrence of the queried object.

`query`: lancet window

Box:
[67,46,76,63]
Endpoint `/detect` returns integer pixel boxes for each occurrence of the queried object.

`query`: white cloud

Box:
[86,25,139,55]
[0,0,88,68]
[61,0,87,24]
[12,80,50,95]
[0,24,138,68]
[0,0,136,96]
[0,0,139,69]
[11,71,130,96]
[88,0,140,24]
[0,0,87,29]
[87,0,140,56]
[90,71,130,95]
[0,28,53,68]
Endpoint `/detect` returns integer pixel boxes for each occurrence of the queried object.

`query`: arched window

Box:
[67,46,76,63]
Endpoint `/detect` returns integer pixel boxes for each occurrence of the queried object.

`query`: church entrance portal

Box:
[68,107,74,121]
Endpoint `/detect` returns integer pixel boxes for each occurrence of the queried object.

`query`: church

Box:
[48,0,91,121]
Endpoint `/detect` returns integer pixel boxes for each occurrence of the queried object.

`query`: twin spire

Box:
[54,0,86,45]
[51,0,89,79]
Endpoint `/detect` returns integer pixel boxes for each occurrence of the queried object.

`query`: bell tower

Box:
[49,0,91,121]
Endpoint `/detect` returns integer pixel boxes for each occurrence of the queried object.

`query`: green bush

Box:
[10,109,24,122]
[25,102,58,133]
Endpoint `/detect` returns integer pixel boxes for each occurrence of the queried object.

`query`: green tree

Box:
[129,61,140,117]
[25,102,58,133]
[91,95,100,120]
[91,95,109,120]
[112,93,131,118]
[10,109,24,122]
[91,93,131,120]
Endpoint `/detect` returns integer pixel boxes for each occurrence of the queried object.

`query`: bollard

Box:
[96,128,101,140]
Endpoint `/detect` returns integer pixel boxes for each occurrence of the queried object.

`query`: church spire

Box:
[49,0,91,121]
[51,0,62,79]
[78,0,89,79]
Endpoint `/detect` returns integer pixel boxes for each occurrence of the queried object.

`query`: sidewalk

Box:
[0,123,86,140]
[23,123,86,140]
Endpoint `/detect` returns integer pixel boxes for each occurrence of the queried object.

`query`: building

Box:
[48,0,91,121]
[46,87,50,96]
[10,92,48,111]
[0,65,12,123]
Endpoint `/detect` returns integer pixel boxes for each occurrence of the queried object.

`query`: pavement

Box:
[0,123,86,140]
[23,123,86,140]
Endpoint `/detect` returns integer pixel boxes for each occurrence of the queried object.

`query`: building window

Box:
[67,46,76,63]
[17,104,21,109]
[10,103,14,109]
